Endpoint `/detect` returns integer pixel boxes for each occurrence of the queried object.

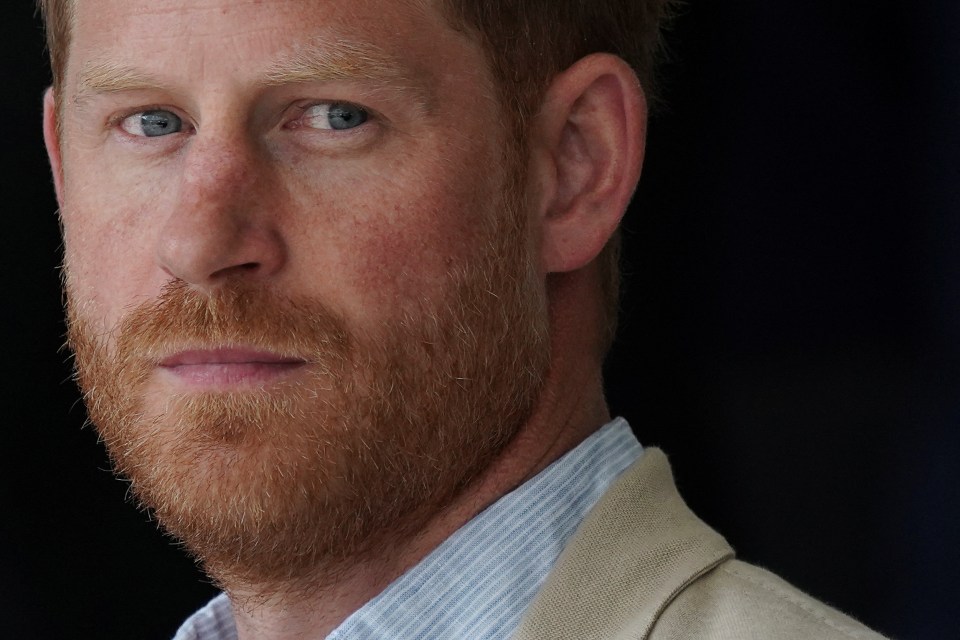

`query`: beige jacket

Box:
[512,449,888,640]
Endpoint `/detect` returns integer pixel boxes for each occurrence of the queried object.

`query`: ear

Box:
[43,88,66,208]
[530,54,647,274]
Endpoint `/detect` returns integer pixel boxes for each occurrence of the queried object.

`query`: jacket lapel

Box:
[510,448,734,640]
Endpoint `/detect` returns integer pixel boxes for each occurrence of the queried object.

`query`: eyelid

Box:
[108,105,194,138]
[287,99,377,131]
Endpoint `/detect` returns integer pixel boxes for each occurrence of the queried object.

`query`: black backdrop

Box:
[3,2,958,638]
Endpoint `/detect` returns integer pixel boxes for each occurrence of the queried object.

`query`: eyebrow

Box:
[264,38,418,84]
[74,37,435,113]
[263,38,436,111]
[76,61,166,97]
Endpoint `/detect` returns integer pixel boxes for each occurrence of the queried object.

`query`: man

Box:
[39,0,887,638]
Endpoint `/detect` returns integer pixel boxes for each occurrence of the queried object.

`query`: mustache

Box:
[70,280,351,365]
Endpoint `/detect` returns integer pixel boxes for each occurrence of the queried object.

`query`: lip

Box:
[158,348,308,387]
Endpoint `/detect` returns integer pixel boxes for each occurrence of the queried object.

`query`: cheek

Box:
[62,224,142,336]
[285,148,496,316]
[60,159,175,328]
[348,199,463,302]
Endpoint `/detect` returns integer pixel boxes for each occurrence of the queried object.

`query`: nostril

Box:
[210,262,261,280]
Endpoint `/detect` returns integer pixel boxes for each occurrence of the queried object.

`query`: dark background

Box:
[3,1,958,638]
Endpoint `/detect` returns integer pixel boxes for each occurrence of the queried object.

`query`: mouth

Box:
[157,348,308,388]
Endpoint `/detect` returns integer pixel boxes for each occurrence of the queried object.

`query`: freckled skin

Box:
[57,0,510,337]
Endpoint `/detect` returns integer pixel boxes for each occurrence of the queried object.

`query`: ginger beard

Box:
[65,184,549,593]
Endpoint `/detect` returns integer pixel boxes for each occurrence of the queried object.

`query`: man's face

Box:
[52,0,549,588]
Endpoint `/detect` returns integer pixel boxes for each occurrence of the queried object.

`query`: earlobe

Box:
[42,88,65,208]
[533,54,647,274]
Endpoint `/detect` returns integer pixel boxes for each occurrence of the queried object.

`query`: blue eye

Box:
[302,103,368,131]
[121,109,183,137]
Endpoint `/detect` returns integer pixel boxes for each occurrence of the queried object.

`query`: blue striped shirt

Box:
[173,418,642,640]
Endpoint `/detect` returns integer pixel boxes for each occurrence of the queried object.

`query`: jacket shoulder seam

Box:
[718,564,880,640]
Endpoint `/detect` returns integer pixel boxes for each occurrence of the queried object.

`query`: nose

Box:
[156,133,286,290]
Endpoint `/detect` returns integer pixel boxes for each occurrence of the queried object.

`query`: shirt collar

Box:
[328,418,642,640]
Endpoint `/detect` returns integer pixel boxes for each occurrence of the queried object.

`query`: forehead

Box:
[68,0,443,39]
[64,0,473,89]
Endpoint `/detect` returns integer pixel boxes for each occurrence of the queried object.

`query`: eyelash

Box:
[108,105,193,139]
[106,99,380,146]
[286,100,376,131]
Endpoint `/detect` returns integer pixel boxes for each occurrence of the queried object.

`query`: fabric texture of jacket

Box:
[511,449,888,640]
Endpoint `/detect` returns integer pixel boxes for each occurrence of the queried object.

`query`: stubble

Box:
[65,192,550,594]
